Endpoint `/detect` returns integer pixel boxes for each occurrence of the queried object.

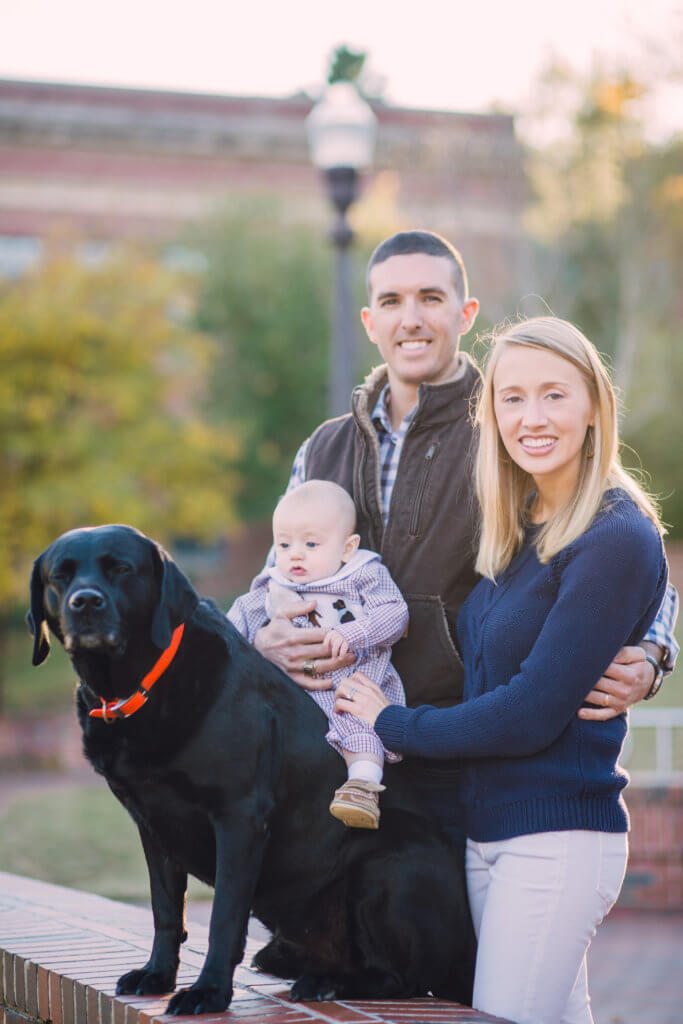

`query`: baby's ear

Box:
[343,533,361,562]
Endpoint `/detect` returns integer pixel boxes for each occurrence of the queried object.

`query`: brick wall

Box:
[621,786,683,909]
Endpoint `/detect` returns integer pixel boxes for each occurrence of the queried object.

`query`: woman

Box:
[336,316,668,1024]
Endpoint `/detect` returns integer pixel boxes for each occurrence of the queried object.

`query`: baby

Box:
[227,480,408,830]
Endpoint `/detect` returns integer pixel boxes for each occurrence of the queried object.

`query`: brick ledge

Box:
[0,872,510,1024]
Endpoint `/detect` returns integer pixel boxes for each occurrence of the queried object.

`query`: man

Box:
[253,230,677,827]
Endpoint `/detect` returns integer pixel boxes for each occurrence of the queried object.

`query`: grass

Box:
[0,785,213,903]
[4,624,78,716]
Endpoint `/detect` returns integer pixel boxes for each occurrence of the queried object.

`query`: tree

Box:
[0,249,237,705]
[192,202,345,522]
[523,63,683,533]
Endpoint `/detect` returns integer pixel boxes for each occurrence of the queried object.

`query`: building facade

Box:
[0,78,527,313]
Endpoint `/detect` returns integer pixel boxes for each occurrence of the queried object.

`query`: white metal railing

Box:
[621,707,683,785]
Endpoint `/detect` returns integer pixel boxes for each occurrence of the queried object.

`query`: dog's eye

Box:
[49,561,74,583]
[100,555,133,576]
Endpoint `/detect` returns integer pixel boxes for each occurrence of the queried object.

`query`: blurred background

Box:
[1,0,681,980]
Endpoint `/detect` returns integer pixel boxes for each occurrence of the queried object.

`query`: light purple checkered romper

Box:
[228,550,408,762]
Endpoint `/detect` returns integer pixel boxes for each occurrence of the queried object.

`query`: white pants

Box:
[466,830,628,1024]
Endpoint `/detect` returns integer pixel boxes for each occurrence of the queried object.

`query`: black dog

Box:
[28,525,475,1015]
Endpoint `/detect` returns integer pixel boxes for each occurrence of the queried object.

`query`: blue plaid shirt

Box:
[287,387,679,673]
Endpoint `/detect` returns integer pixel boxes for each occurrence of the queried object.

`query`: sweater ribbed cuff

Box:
[375,705,413,752]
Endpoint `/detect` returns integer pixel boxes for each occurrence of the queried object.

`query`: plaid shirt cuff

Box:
[642,582,679,674]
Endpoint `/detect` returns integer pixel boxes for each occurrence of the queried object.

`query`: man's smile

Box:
[397,339,431,351]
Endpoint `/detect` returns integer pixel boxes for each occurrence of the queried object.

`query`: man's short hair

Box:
[366,230,468,305]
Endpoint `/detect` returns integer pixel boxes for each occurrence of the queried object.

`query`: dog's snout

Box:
[68,587,106,613]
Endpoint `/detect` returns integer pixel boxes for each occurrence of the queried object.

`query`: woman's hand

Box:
[334,671,391,727]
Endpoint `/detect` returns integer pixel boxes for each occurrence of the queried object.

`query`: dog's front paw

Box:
[116,967,175,996]
[290,974,340,1003]
[166,984,232,1015]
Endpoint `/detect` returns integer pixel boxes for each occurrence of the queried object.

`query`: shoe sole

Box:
[329,803,379,829]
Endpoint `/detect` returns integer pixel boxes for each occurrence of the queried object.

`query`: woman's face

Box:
[493,344,595,500]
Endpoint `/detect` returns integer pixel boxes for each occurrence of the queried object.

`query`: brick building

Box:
[0,78,527,315]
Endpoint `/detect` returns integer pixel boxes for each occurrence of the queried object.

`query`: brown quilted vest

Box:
[304,355,481,709]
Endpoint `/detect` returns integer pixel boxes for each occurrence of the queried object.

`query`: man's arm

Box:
[578,582,678,721]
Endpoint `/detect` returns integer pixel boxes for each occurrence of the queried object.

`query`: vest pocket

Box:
[408,442,439,537]
[391,593,464,709]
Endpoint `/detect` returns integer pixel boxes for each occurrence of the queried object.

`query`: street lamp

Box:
[307,82,377,417]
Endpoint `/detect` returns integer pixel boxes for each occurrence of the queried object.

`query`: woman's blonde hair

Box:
[474,316,663,580]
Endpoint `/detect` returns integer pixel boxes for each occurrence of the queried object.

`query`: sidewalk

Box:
[583,908,683,1024]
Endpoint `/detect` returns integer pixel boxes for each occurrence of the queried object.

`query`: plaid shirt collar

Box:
[371,384,417,439]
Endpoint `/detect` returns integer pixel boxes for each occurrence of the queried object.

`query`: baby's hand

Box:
[325,629,350,659]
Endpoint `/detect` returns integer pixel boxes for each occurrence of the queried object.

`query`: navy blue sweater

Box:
[376,492,668,841]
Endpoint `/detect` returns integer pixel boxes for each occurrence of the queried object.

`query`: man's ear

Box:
[27,556,51,666]
[361,308,379,347]
[150,542,199,650]
[342,533,361,563]
[459,298,479,337]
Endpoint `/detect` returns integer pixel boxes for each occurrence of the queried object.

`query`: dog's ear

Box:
[150,543,199,650]
[27,556,51,666]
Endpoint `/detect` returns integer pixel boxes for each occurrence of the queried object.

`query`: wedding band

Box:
[349,686,357,698]
[604,693,611,707]
[303,659,317,678]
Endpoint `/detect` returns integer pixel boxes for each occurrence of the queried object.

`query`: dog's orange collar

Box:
[89,623,185,723]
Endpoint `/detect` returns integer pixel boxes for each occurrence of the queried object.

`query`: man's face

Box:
[361,253,478,388]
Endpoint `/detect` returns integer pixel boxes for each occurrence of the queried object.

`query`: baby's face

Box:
[273,503,354,584]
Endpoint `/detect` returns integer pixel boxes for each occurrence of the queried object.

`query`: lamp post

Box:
[307,83,377,418]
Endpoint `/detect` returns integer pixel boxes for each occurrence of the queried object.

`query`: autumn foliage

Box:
[0,249,238,610]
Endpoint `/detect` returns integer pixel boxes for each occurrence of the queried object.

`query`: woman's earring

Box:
[585,427,595,459]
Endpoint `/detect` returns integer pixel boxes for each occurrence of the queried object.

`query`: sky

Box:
[3,0,681,133]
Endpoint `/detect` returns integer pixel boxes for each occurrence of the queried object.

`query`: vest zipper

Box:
[357,435,381,549]
[357,438,370,520]
[409,443,439,536]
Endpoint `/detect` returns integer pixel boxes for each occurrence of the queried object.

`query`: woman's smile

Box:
[518,435,558,455]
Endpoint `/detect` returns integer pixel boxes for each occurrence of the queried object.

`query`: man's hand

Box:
[325,629,350,659]
[578,645,656,721]
[253,601,355,690]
